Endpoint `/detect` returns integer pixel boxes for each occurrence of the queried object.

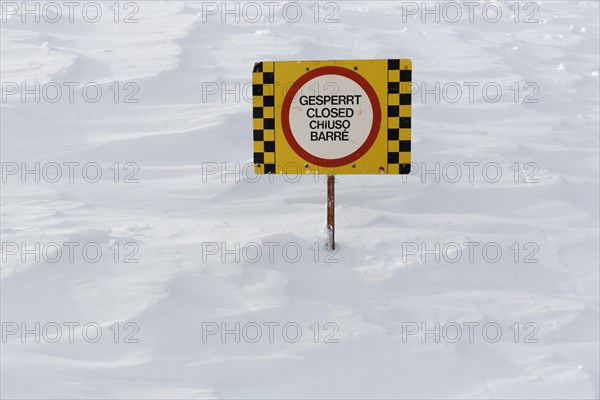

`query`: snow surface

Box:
[1,1,599,398]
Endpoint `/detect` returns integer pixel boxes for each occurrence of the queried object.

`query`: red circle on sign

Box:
[281,66,382,168]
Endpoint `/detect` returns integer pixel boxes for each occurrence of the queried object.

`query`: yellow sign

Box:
[253,59,411,175]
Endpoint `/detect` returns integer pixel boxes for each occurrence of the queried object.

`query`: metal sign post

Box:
[252,59,412,250]
[327,175,335,250]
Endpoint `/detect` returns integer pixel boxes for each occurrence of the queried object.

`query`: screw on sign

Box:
[252,59,412,250]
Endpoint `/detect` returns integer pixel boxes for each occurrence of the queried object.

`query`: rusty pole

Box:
[327,175,335,250]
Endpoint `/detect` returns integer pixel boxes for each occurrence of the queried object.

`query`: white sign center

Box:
[288,74,374,160]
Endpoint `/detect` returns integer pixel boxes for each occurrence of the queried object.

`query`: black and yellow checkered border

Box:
[253,61,276,174]
[387,59,411,174]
